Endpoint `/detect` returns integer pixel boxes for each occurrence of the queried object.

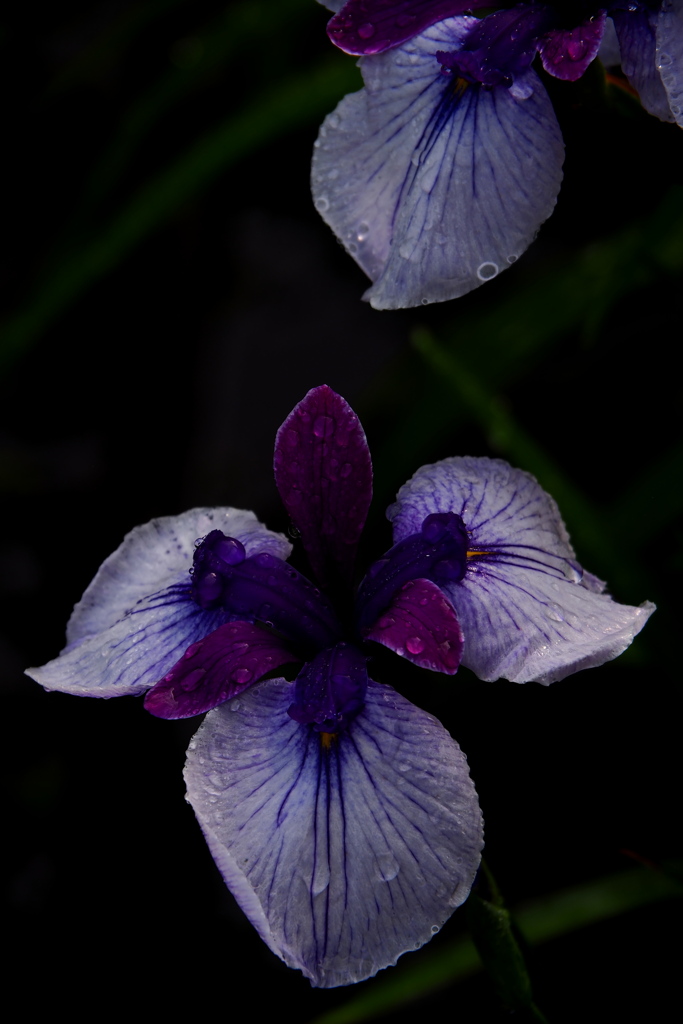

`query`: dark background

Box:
[1,2,680,1019]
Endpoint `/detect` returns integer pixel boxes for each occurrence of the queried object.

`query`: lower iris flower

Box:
[27,386,653,986]
[313,1,683,307]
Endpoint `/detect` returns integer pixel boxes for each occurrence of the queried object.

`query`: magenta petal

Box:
[274,386,372,587]
[539,11,606,81]
[327,0,490,55]
[363,577,463,673]
[144,622,298,719]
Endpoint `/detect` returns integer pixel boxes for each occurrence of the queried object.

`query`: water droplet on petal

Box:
[328,112,341,129]
[477,261,499,281]
[357,23,375,39]
[232,667,253,685]
[376,854,399,882]
[406,636,425,655]
[357,222,369,241]
[315,196,330,212]
[313,414,335,438]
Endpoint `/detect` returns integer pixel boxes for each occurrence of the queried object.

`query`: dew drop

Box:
[376,854,399,882]
[431,924,440,935]
[357,222,369,241]
[184,641,203,659]
[348,241,358,254]
[328,112,341,129]
[357,22,375,39]
[229,700,241,711]
[313,414,335,438]
[477,261,499,281]
[315,196,330,212]
[421,297,429,305]
[507,254,518,264]
[232,667,253,685]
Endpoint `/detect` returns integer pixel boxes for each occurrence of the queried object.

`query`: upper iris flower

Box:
[27,386,653,986]
[313,1,683,308]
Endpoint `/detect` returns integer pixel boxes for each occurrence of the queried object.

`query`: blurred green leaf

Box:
[0,53,359,372]
[307,868,681,1024]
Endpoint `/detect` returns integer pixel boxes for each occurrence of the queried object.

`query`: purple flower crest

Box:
[313,0,683,307]
[26,386,653,986]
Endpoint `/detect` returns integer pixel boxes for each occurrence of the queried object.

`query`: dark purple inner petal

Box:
[191,530,343,651]
[274,386,372,590]
[356,512,468,630]
[436,5,555,87]
[288,642,368,732]
[327,0,491,55]
[538,10,606,81]
[144,621,299,719]
[363,577,464,673]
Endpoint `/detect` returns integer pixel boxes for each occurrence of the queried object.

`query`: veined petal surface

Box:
[66,507,291,644]
[613,9,674,122]
[657,0,683,126]
[26,508,291,699]
[26,585,228,698]
[312,18,564,310]
[388,458,655,683]
[184,677,483,987]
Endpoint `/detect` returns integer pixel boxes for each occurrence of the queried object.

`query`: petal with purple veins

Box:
[327,0,489,55]
[274,386,372,587]
[364,577,464,673]
[538,11,606,82]
[656,0,683,126]
[25,507,291,699]
[184,677,483,988]
[388,457,655,683]
[144,621,299,719]
[312,18,564,310]
[612,8,674,122]
[66,507,291,645]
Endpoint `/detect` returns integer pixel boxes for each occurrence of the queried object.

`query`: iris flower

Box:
[313,1,683,308]
[27,386,653,986]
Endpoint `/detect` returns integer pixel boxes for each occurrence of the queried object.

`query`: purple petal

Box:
[613,9,674,122]
[25,507,290,699]
[388,457,655,683]
[144,621,298,719]
[656,0,683,126]
[288,642,367,731]
[327,0,490,54]
[539,11,606,81]
[184,677,483,987]
[274,386,372,587]
[312,18,564,309]
[364,577,463,673]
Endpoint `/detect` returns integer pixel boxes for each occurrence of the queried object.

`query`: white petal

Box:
[657,0,683,125]
[26,508,291,698]
[312,17,564,309]
[184,677,483,987]
[388,457,654,683]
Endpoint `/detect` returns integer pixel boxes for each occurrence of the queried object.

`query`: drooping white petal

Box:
[311,17,564,309]
[657,0,683,126]
[26,508,291,698]
[184,677,483,988]
[388,457,654,684]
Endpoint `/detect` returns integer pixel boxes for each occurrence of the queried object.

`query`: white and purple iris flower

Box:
[313,0,683,308]
[27,386,653,986]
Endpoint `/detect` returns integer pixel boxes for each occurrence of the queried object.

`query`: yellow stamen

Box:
[320,732,337,749]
